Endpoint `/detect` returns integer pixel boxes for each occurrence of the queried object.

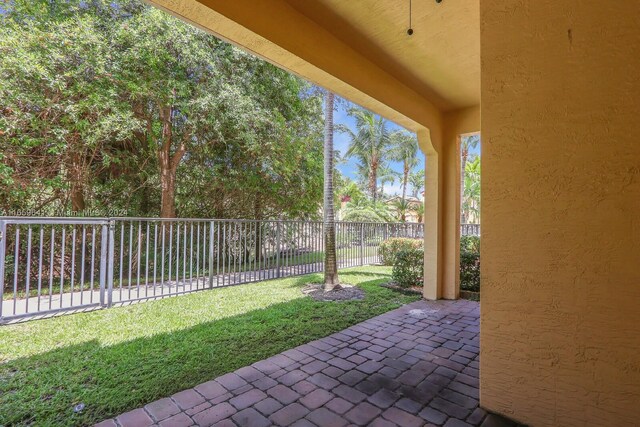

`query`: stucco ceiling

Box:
[285,0,480,111]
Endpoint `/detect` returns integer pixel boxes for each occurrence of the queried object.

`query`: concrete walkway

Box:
[96,300,519,427]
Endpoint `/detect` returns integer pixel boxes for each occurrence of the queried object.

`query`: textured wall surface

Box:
[480,1,640,426]
[442,107,481,300]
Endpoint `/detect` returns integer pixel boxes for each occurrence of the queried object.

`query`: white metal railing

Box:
[461,223,480,236]
[0,217,424,322]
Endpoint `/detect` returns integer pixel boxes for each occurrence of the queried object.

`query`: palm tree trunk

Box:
[402,161,409,203]
[369,159,378,202]
[460,146,468,224]
[323,91,339,290]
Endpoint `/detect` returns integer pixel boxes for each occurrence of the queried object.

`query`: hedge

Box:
[460,235,480,292]
[391,248,424,288]
[379,237,422,266]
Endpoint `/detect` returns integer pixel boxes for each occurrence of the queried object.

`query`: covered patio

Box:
[137,1,640,426]
[99,299,519,427]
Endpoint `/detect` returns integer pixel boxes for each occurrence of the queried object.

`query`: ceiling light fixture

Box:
[407,0,414,35]
[407,0,443,36]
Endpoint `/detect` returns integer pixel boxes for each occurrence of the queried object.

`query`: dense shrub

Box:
[379,238,422,266]
[460,236,480,292]
[392,248,424,288]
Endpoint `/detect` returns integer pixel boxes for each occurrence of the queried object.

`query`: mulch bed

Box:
[379,282,423,295]
[302,283,365,301]
[460,290,480,301]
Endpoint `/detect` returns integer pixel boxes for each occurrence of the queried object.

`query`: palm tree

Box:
[342,198,394,223]
[460,134,480,223]
[377,164,399,198]
[462,156,481,223]
[323,90,339,290]
[389,130,418,204]
[336,108,392,202]
[409,169,425,198]
[415,203,425,223]
[392,198,411,222]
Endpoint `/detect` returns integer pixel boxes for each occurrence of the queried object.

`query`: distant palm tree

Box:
[389,131,418,204]
[342,199,394,223]
[409,169,425,198]
[337,108,392,202]
[377,164,400,197]
[460,134,480,223]
[415,203,425,223]
[323,90,339,290]
[392,198,411,222]
[462,156,481,223]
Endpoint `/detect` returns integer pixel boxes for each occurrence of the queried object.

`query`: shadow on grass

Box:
[0,275,416,426]
[279,269,392,290]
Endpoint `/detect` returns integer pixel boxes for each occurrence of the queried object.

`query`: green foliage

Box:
[0,0,323,218]
[460,135,480,224]
[409,169,425,198]
[391,198,412,222]
[460,235,480,292]
[336,107,392,200]
[341,199,394,223]
[379,237,423,266]
[376,164,400,198]
[392,248,424,288]
[388,130,418,204]
[462,156,481,223]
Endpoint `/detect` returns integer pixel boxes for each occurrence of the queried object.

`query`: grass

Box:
[0,266,419,426]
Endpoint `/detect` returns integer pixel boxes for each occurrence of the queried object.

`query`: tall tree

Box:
[462,156,481,223]
[112,8,233,218]
[0,5,139,212]
[377,165,399,197]
[409,169,425,198]
[389,131,419,204]
[0,0,325,219]
[415,203,425,223]
[460,134,480,223]
[337,108,392,202]
[323,91,339,290]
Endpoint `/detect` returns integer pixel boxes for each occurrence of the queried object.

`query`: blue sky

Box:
[333,97,480,197]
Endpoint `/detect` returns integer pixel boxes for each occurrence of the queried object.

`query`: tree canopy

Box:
[0,0,324,219]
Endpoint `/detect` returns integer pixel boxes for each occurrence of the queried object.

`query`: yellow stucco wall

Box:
[442,107,480,300]
[480,1,640,425]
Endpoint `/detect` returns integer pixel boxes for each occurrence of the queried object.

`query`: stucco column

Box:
[442,107,481,300]
[418,129,443,300]
[420,108,480,301]
[441,131,461,300]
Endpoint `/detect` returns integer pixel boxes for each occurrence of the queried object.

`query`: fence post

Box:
[99,221,109,307]
[106,219,115,307]
[360,223,365,266]
[208,221,215,289]
[0,220,6,321]
[276,221,281,278]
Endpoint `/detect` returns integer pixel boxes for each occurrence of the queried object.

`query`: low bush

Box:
[460,235,480,292]
[392,248,424,288]
[379,237,422,266]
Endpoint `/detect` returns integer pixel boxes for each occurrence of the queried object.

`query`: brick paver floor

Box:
[96,300,521,427]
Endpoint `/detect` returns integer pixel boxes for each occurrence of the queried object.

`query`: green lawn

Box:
[2,246,381,300]
[0,266,419,426]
